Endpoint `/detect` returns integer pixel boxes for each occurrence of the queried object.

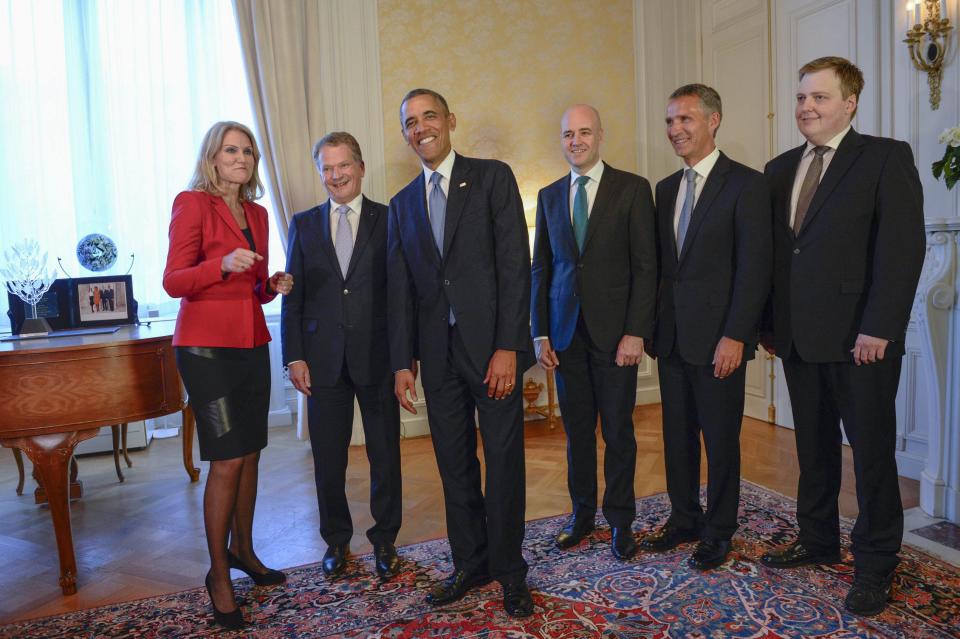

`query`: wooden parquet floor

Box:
[0,404,918,624]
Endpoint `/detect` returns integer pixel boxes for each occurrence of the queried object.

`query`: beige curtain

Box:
[233,0,328,245]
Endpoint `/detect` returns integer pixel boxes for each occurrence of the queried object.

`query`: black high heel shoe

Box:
[227,549,287,586]
[204,572,246,630]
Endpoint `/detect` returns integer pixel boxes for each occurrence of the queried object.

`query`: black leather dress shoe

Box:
[844,570,894,616]
[611,527,638,560]
[555,516,595,549]
[760,541,841,569]
[425,569,492,606]
[321,544,349,578]
[502,581,534,618]
[374,542,401,579]
[687,538,731,570]
[639,524,700,552]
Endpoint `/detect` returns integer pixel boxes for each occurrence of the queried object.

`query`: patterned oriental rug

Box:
[3,482,959,638]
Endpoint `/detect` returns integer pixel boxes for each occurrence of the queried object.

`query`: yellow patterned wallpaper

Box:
[378,0,638,225]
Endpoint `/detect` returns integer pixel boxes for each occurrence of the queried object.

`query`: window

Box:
[0,0,285,329]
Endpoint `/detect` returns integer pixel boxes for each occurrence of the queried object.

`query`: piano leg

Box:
[181,404,200,482]
[1,428,99,595]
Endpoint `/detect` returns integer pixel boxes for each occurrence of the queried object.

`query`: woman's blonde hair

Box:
[188,121,264,201]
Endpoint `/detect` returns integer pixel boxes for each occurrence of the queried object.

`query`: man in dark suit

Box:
[641,84,771,570]
[388,89,534,618]
[759,57,925,616]
[281,132,402,581]
[530,104,656,560]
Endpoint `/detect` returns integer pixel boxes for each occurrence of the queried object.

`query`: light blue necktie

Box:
[676,168,697,255]
[334,204,353,276]
[428,172,455,325]
[429,172,446,253]
[572,175,589,251]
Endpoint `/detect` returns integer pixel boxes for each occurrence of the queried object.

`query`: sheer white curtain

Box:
[0,0,284,326]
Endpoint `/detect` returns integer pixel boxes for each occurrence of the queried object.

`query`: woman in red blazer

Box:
[163,121,292,630]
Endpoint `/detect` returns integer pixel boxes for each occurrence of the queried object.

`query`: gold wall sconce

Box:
[904,0,954,110]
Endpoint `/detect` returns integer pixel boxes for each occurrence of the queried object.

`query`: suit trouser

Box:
[554,320,639,529]
[782,350,903,577]
[657,351,746,540]
[423,324,528,586]
[306,363,402,547]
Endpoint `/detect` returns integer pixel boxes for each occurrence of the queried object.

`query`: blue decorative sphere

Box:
[76,234,118,272]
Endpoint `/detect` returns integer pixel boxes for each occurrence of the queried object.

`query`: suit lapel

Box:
[581,162,614,254]
[316,201,344,279]
[777,145,806,232]
[660,171,682,261]
[678,153,729,264]
[550,177,578,257]
[345,196,377,279]
[413,173,441,264]
[797,128,864,235]
[211,195,246,243]
[442,154,472,259]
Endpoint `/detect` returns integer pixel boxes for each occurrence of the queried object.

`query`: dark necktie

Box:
[676,168,697,254]
[793,145,829,235]
[572,175,589,251]
[334,204,352,276]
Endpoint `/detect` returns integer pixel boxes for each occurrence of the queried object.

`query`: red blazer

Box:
[163,190,276,348]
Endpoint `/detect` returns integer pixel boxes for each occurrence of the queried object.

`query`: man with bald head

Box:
[531,104,657,559]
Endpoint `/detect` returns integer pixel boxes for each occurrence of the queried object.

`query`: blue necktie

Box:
[676,168,696,254]
[429,172,446,253]
[334,204,353,276]
[572,175,589,251]
[429,172,455,325]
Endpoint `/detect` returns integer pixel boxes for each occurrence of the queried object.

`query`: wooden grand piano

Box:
[0,322,199,594]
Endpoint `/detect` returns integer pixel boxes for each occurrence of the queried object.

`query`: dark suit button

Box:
[793,248,800,255]
[444,279,450,285]
[577,263,584,269]
[337,323,343,329]
[343,288,349,294]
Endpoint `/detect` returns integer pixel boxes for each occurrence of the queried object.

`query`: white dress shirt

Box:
[673,146,720,238]
[568,159,605,222]
[788,125,850,228]
[423,149,455,221]
[329,193,363,243]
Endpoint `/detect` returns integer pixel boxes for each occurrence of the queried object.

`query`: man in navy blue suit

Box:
[281,132,402,581]
[387,89,534,618]
[641,85,771,571]
[530,104,657,560]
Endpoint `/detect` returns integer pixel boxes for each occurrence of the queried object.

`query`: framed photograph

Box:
[71,275,138,327]
[6,280,73,334]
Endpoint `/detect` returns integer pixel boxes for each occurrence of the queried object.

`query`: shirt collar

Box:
[685,146,721,180]
[569,159,605,186]
[423,150,456,185]
[329,193,364,215]
[804,125,851,155]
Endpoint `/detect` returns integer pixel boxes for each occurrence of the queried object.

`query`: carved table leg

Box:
[120,423,132,467]
[546,368,557,429]
[1,429,99,595]
[111,425,124,482]
[181,404,200,482]
[12,448,25,496]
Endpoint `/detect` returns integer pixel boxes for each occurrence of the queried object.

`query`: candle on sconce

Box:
[916,0,922,25]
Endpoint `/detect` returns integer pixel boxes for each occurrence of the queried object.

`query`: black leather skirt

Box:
[175,345,270,461]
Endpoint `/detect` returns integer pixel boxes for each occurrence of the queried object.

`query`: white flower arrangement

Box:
[933,125,960,189]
